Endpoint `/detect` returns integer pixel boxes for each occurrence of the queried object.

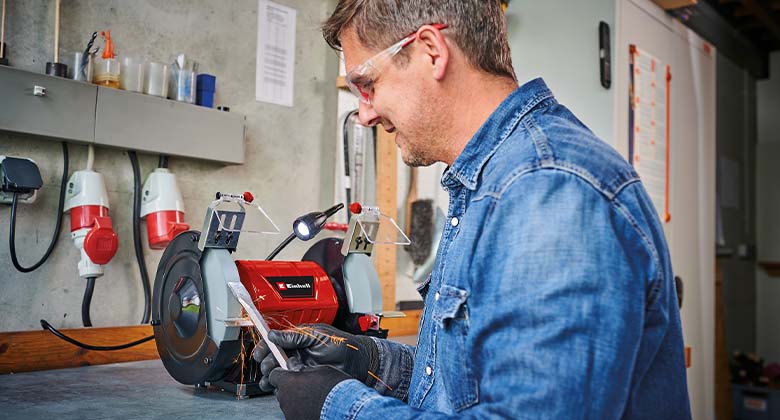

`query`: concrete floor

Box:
[0,359,284,420]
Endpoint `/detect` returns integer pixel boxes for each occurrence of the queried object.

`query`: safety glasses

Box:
[345,23,448,105]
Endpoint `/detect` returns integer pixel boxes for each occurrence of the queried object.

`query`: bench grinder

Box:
[152,192,406,396]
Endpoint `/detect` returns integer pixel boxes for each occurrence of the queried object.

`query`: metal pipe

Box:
[54,0,60,62]
[1,0,6,59]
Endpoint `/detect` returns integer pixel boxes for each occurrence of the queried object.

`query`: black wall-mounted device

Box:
[599,21,611,89]
[0,157,43,195]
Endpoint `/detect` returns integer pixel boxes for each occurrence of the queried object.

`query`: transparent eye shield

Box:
[345,23,448,105]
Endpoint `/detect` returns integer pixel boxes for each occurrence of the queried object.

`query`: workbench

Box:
[0,334,417,419]
[0,359,284,419]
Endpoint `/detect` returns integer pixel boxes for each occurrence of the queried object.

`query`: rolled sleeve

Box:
[370,337,415,399]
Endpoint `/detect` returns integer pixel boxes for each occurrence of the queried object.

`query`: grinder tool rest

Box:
[152,192,408,398]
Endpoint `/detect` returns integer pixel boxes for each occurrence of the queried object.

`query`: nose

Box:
[358,101,381,127]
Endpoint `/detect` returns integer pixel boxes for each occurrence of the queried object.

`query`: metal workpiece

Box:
[227,281,289,371]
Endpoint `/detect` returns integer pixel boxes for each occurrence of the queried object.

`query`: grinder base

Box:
[204,380,265,400]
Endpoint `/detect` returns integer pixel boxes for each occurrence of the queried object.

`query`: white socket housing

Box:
[64,170,110,211]
[140,168,185,217]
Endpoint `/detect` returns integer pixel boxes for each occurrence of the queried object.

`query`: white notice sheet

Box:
[256,0,296,107]
[629,45,671,223]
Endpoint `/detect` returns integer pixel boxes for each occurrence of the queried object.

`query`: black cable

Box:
[82,277,96,327]
[128,151,151,324]
[8,142,69,273]
[158,154,168,169]
[40,320,154,351]
[342,110,358,219]
[265,232,296,261]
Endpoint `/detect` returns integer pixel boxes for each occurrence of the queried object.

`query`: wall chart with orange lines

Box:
[629,44,671,223]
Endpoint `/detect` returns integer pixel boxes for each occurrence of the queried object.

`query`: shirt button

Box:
[434,292,440,301]
[425,366,433,376]
[450,217,459,227]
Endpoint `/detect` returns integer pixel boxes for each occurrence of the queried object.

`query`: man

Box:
[257,1,691,418]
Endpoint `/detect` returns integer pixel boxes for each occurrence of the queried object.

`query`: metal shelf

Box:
[0,65,245,164]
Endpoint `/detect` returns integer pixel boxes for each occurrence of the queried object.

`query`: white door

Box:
[615,1,717,418]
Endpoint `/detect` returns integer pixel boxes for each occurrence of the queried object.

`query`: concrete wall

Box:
[716,54,757,354]
[0,0,339,331]
[756,52,780,363]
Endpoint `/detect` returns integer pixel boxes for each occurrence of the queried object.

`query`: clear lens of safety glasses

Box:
[344,35,414,105]
[345,65,376,104]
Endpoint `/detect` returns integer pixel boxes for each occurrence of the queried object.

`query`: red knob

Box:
[349,202,362,214]
[243,191,254,203]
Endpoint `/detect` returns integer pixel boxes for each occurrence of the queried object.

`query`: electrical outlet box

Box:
[0,190,37,205]
[0,155,41,205]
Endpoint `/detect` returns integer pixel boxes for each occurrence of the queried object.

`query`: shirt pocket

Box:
[432,284,479,411]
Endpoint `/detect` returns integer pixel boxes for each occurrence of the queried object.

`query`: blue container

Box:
[733,384,780,420]
[196,74,216,108]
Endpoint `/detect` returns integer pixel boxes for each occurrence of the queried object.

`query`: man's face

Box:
[341,28,445,167]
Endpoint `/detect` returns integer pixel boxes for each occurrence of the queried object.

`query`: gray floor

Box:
[0,359,284,420]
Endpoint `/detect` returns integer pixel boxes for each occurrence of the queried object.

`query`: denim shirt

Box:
[322,78,691,419]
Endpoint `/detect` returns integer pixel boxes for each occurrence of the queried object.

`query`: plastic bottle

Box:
[94,30,120,88]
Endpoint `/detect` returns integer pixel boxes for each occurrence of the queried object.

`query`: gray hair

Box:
[323,0,516,80]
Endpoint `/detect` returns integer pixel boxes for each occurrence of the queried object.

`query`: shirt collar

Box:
[442,78,555,191]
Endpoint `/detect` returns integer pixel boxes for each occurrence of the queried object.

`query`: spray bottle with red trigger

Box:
[63,146,119,279]
[140,158,189,249]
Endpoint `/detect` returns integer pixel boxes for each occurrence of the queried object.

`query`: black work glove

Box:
[253,323,379,392]
[270,365,351,420]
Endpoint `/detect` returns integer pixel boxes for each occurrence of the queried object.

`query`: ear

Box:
[415,25,450,81]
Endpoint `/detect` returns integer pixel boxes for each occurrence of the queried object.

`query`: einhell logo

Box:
[268,276,315,298]
[275,282,311,290]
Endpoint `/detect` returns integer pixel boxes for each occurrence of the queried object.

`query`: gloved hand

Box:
[253,323,379,392]
[270,365,351,420]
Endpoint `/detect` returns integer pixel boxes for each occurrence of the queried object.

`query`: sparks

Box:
[367,370,393,391]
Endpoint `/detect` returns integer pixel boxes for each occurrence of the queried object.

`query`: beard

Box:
[399,133,439,167]
[394,105,444,168]
[385,83,450,167]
